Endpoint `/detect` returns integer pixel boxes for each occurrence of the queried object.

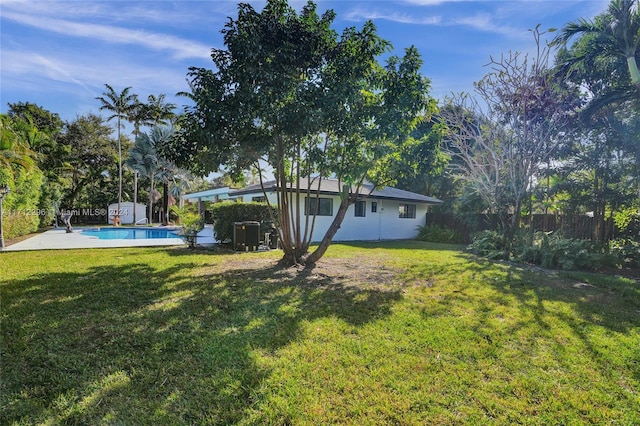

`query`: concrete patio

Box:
[1,225,217,252]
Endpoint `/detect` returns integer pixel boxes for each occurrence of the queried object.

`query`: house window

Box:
[252,196,266,203]
[354,200,366,217]
[371,202,377,213]
[305,197,333,216]
[398,204,416,219]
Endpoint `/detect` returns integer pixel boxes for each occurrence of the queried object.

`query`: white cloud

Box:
[344,8,441,25]
[452,13,525,38]
[1,0,231,27]
[2,9,212,60]
[402,0,461,5]
[344,7,522,38]
[1,49,192,97]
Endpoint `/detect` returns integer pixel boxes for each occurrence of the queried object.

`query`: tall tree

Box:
[442,27,578,258]
[0,115,37,172]
[555,0,640,98]
[7,102,63,136]
[146,94,176,126]
[127,126,189,225]
[168,0,437,265]
[0,114,45,238]
[554,0,640,218]
[550,35,639,240]
[95,84,137,220]
[58,114,118,209]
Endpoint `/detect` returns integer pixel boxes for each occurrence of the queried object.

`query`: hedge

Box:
[209,201,278,242]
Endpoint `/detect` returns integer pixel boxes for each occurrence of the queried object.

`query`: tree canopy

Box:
[168,0,441,265]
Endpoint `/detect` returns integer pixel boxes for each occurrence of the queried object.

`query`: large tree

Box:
[551,39,637,240]
[146,94,177,126]
[554,0,640,220]
[95,84,137,219]
[169,0,437,265]
[0,115,37,172]
[126,94,177,223]
[57,114,118,209]
[555,0,640,98]
[441,27,579,258]
[5,103,66,228]
[127,126,190,225]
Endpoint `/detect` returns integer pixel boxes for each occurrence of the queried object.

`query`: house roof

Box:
[181,187,231,201]
[229,179,442,204]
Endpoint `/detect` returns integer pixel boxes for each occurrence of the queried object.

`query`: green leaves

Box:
[175,0,440,263]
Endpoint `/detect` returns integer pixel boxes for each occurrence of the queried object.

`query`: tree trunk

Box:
[133,171,137,225]
[148,176,154,225]
[502,197,523,261]
[304,198,352,265]
[163,182,169,225]
[626,56,640,95]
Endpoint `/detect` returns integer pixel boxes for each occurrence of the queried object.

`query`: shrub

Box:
[1,166,43,239]
[170,205,204,248]
[613,207,640,238]
[3,211,39,240]
[466,230,505,260]
[416,224,463,244]
[511,229,540,265]
[538,234,618,271]
[610,238,640,269]
[209,201,278,243]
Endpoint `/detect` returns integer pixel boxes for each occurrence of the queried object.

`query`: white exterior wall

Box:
[107,202,147,225]
[239,192,427,241]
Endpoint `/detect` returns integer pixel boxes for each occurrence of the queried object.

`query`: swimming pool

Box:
[81,227,182,240]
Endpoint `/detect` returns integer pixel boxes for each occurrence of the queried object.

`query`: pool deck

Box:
[1,225,219,252]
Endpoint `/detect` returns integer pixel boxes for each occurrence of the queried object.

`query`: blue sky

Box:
[1,0,608,123]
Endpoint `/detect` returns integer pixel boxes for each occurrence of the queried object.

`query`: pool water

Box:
[81,227,181,240]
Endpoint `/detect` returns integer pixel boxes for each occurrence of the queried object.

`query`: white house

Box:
[182,179,442,242]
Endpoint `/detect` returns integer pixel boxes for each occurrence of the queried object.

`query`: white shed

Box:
[107,202,147,225]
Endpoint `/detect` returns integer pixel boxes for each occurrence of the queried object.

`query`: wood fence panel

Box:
[426,213,618,243]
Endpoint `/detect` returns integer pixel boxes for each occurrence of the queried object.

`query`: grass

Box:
[1,241,638,425]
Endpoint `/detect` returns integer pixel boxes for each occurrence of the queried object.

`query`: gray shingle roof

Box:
[230,178,442,204]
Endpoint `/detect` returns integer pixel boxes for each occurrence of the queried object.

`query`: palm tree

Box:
[555,0,640,95]
[555,0,640,217]
[1,115,37,172]
[126,126,189,225]
[126,129,161,225]
[146,94,177,126]
[95,84,137,221]
[129,98,153,139]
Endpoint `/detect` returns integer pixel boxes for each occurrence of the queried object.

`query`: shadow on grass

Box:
[331,240,466,252]
[429,253,640,378]
[456,254,640,331]
[1,256,402,424]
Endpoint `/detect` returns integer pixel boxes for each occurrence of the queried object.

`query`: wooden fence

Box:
[426,213,618,243]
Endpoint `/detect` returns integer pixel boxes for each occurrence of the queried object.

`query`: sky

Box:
[1,0,610,124]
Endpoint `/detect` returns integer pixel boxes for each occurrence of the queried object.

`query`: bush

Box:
[610,238,640,269]
[170,205,204,248]
[1,166,43,239]
[209,201,278,243]
[416,224,463,244]
[466,230,505,260]
[3,211,39,240]
[475,230,620,271]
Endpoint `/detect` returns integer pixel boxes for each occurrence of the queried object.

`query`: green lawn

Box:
[1,242,638,425]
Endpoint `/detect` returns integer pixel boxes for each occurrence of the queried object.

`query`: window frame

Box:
[371,201,377,213]
[305,197,333,216]
[398,204,416,219]
[354,200,366,217]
